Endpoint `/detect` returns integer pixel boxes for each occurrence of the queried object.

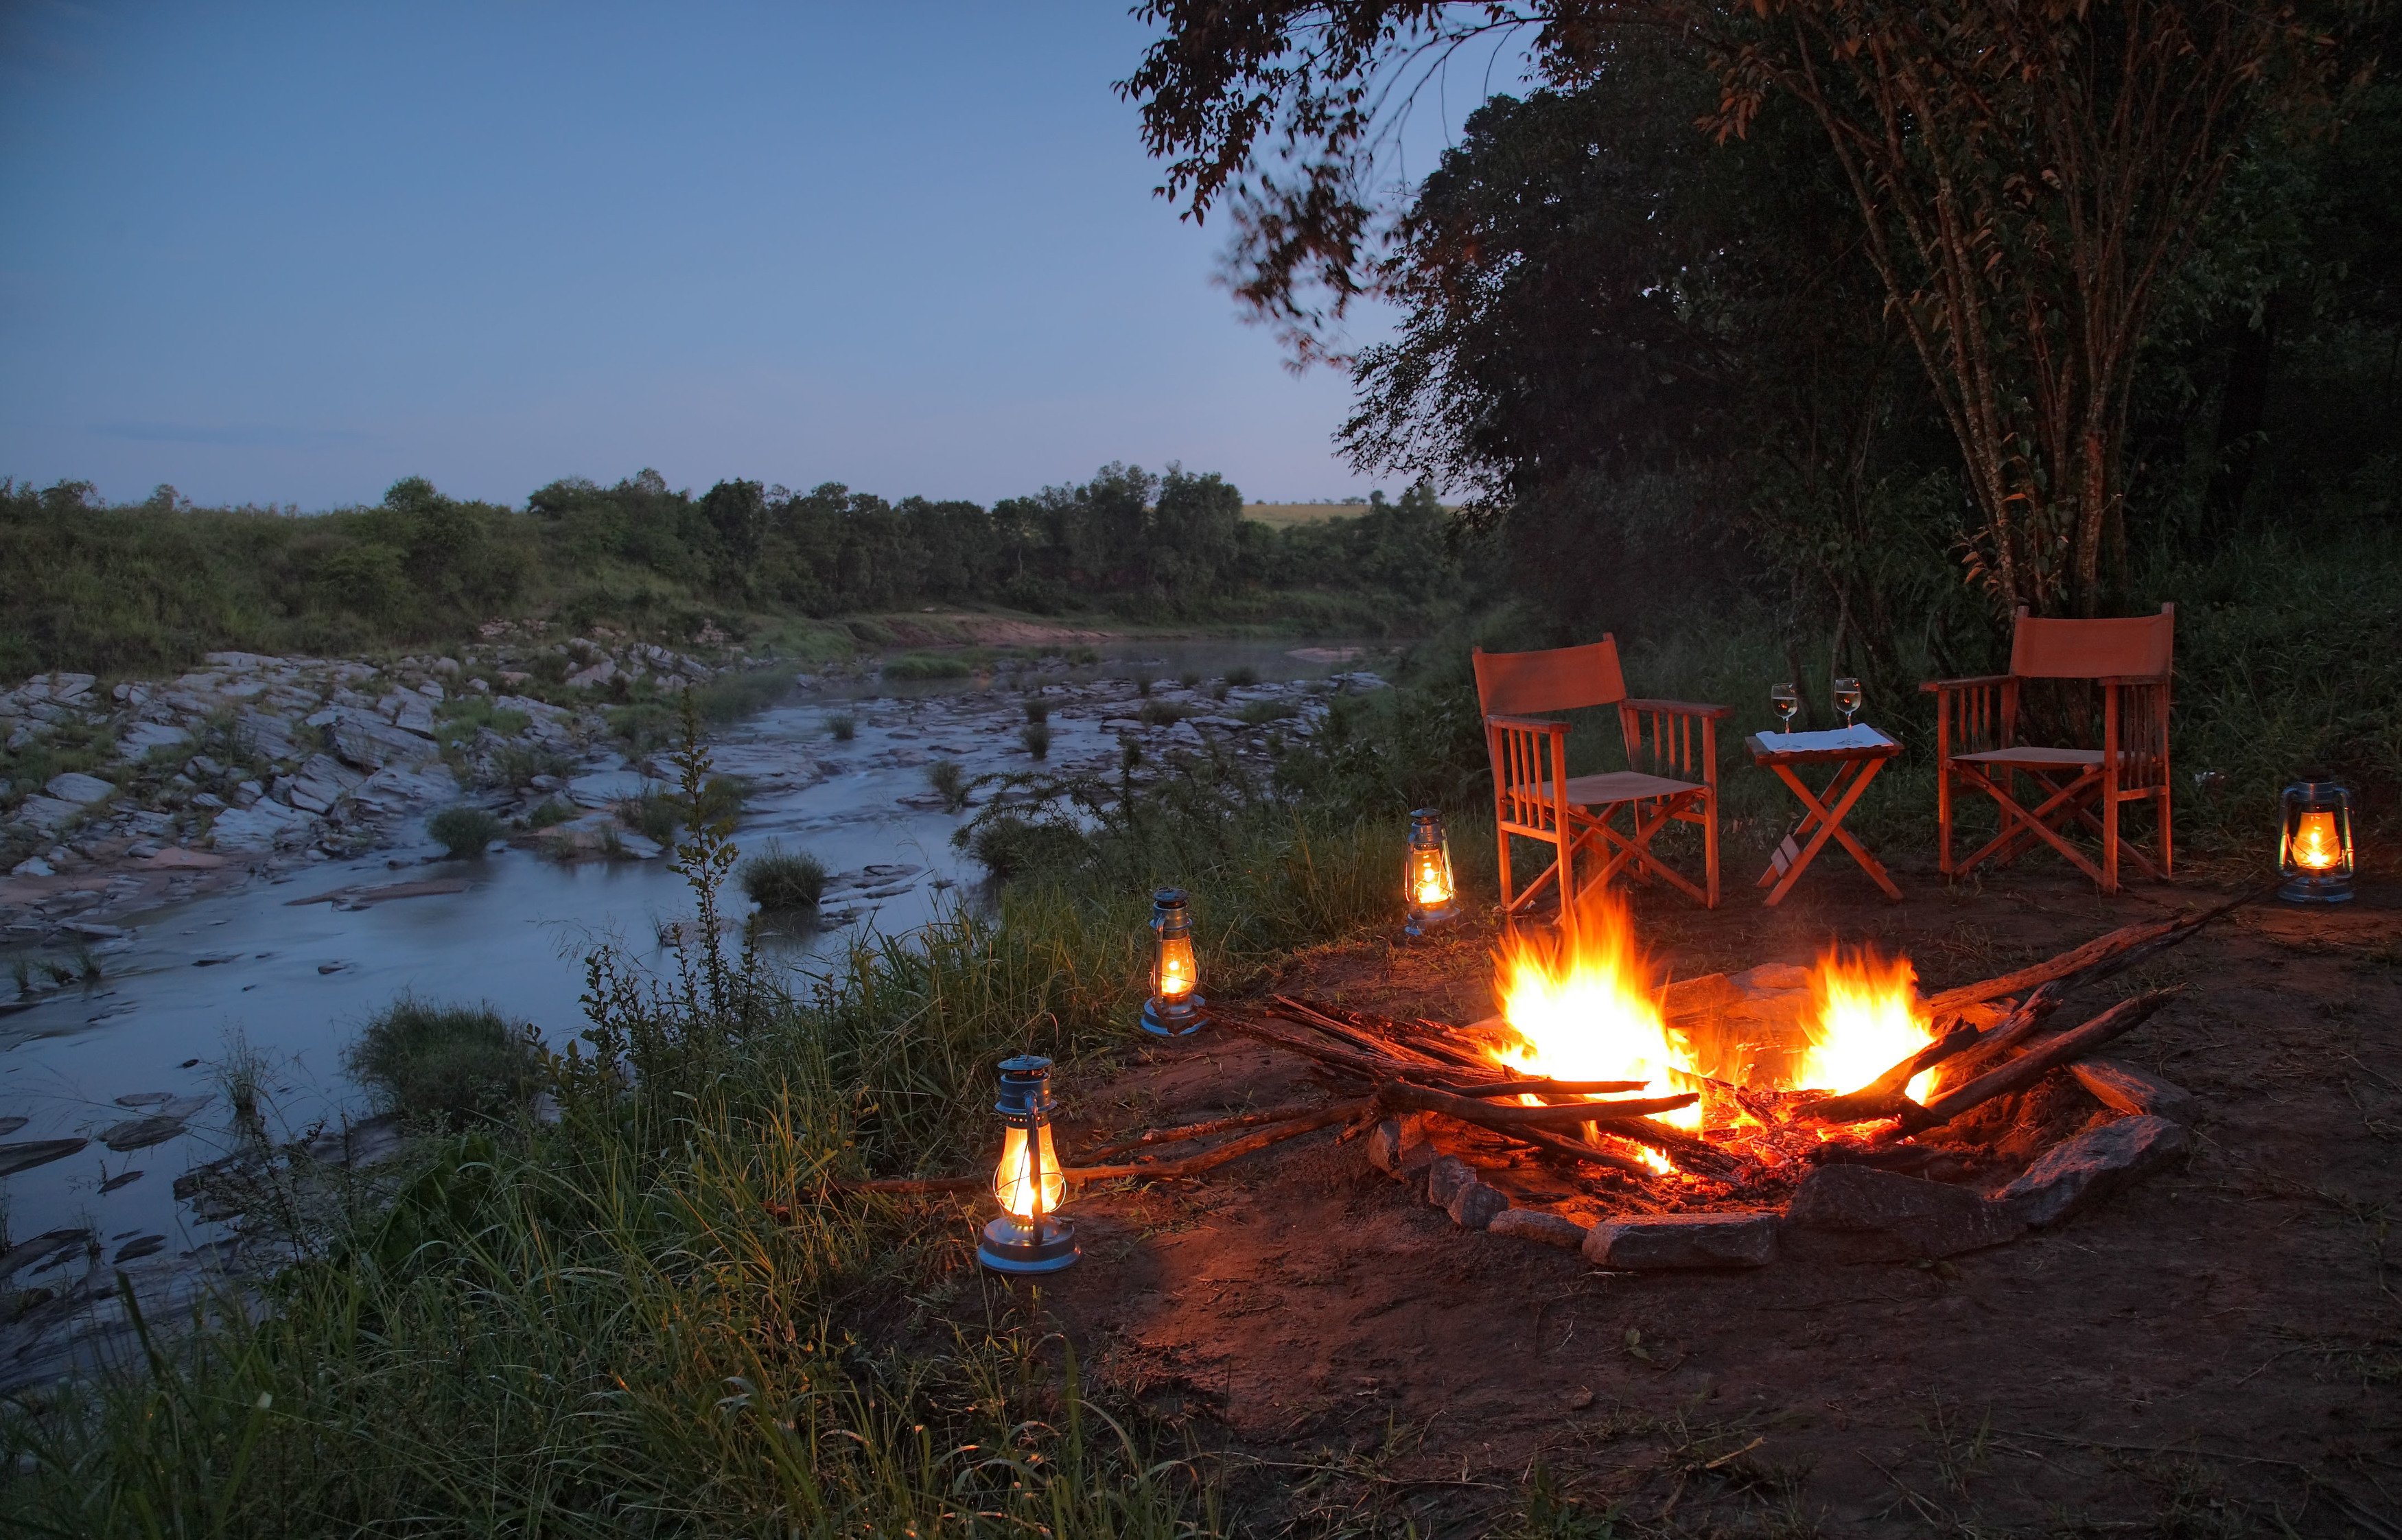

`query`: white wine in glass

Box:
[1832,677,1863,727]
[1770,682,1799,733]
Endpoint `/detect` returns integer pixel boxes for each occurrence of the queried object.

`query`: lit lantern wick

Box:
[2292,810,2340,871]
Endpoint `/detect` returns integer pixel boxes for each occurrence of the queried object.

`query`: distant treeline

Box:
[0,466,1458,679]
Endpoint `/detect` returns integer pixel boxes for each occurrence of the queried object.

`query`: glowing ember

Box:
[1489,897,1701,1172]
[2292,810,2342,872]
[1797,947,1934,1100]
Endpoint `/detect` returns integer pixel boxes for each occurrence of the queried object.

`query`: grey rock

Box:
[1,1228,91,1280]
[568,770,656,808]
[0,1138,89,1177]
[1447,1180,1511,1230]
[97,1115,189,1152]
[1996,1115,2189,1228]
[1487,1209,1589,1250]
[0,1117,25,1137]
[10,795,82,832]
[612,830,664,860]
[113,1235,167,1263]
[116,721,192,760]
[100,1168,143,1192]
[10,856,56,876]
[2069,1060,2199,1123]
[206,800,316,852]
[234,707,299,760]
[327,708,440,770]
[44,771,115,805]
[1423,1155,1477,1211]
[1783,1164,2022,1261]
[1584,1211,1779,1270]
[1366,1116,1436,1179]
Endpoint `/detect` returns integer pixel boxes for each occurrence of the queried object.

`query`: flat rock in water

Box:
[0,1138,89,1177]
[1487,1209,1589,1250]
[0,1116,26,1138]
[0,1228,90,1280]
[113,1235,167,1263]
[1585,1211,1779,1269]
[98,1115,189,1152]
[1782,1164,2023,1261]
[566,770,657,808]
[1996,1115,2189,1228]
[2070,1060,2199,1123]
[113,1092,174,1108]
[144,846,226,870]
[100,1169,143,1193]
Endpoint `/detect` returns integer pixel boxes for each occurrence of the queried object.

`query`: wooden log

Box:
[1377,1081,1699,1129]
[1794,1021,1987,1124]
[1896,989,2184,1134]
[1218,1010,1511,1085]
[1503,1124,1660,1180]
[1266,997,1458,1068]
[1921,887,2262,1019]
[832,1101,1364,1195]
[1433,1077,1650,1099]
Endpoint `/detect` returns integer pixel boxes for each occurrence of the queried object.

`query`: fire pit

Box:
[1204,893,2240,1270]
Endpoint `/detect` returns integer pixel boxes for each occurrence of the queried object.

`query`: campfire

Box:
[845,891,2243,1270]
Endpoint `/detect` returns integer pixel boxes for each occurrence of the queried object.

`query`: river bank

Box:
[0,631,1390,1392]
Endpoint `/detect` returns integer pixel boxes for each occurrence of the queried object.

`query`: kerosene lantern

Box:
[1138,888,1208,1036]
[1403,808,1459,935]
[976,1055,1078,1274]
[2278,779,2356,904]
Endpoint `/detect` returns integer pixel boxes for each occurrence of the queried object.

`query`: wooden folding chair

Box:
[1924,604,2174,895]
[1473,638,1730,915]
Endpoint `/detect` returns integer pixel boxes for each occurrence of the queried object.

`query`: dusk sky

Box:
[0,3,1500,511]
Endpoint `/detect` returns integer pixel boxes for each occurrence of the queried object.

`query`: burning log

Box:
[1793,1020,1985,1125]
[1895,989,2184,1134]
[1376,1080,1698,1129]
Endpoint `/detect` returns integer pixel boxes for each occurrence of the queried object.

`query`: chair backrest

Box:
[1472,638,1629,716]
[2009,604,2174,681]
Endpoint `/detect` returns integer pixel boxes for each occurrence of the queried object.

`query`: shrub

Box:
[1211,680,1231,701]
[1226,664,1260,687]
[1239,698,1299,725]
[826,712,857,741]
[1020,723,1051,759]
[964,814,1086,880]
[486,742,572,789]
[1132,670,1155,697]
[1136,699,1193,727]
[627,775,743,843]
[342,996,537,1124]
[428,805,502,859]
[1178,670,1200,688]
[525,797,577,830]
[1023,697,1050,725]
[926,760,970,813]
[688,666,797,723]
[739,843,828,910]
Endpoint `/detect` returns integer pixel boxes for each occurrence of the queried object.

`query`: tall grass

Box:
[0,712,1405,1534]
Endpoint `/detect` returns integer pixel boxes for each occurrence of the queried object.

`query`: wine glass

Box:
[1770,682,1799,734]
[1832,677,1863,728]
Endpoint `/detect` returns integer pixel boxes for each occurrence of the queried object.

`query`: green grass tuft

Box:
[426,805,502,859]
[739,843,826,910]
[341,995,537,1125]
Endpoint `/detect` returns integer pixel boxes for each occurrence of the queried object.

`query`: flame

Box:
[1488,896,1699,1173]
[1797,947,1934,1100]
[2292,810,2342,872]
[1156,935,1197,1000]
[1411,852,1454,907]
[994,1123,1065,1220]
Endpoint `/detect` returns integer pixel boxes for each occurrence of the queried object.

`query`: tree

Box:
[1124,0,2352,614]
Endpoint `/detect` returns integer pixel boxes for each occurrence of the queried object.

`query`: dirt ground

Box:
[957,859,2402,1537]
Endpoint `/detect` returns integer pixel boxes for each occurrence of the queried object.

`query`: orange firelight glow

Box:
[1410,851,1454,908]
[1155,935,1197,1001]
[993,1123,1065,1220]
[2292,810,2343,872]
[1797,948,1935,1100]
[1489,897,1699,1173]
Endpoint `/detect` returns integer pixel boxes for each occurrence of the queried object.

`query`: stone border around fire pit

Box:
[1370,1108,2194,1268]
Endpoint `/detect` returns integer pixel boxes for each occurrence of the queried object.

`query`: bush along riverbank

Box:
[0,701,1423,1532]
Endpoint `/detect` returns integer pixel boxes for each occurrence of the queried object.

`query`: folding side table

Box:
[1747,725,1904,905]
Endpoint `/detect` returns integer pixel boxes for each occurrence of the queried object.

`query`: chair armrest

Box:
[1920,674,2015,694]
[1622,697,1735,720]
[1485,713,1570,733]
[2093,674,2172,688]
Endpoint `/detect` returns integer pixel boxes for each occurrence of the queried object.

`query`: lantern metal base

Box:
[1141,994,1209,1038]
[2278,877,2354,905]
[1405,903,1459,937]
[978,1215,1080,1274]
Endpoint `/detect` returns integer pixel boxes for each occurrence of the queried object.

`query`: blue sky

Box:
[0,2,1434,510]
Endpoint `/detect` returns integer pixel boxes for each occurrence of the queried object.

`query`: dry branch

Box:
[1897,990,2184,1134]
[1076,1103,1336,1163]
[832,1101,1364,1195]
[1922,888,2261,1018]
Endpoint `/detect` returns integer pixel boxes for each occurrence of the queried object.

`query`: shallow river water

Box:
[0,638,1375,1272]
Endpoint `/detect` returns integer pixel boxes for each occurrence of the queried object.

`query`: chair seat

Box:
[1952,745,2104,769]
[1517,771,1705,806]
